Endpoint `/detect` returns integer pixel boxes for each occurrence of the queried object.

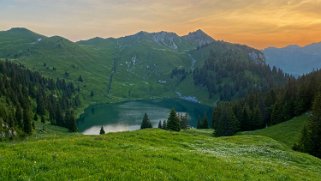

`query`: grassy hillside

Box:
[1,128,320,180]
[0,28,268,111]
[240,114,309,147]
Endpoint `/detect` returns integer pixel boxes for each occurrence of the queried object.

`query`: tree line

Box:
[140,109,189,131]
[0,61,80,140]
[212,69,321,158]
[98,109,189,135]
[294,92,321,158]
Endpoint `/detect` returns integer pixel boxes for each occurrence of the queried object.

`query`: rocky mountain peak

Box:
[151,31,180,49]
[183,29,214,47]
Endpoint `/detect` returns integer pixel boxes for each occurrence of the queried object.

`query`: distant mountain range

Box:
[78,29,215,51]
[0,27,270,106]
[264,42,321,76]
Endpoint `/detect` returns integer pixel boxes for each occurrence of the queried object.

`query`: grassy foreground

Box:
[1,128,321,180]
[241,114,308,147]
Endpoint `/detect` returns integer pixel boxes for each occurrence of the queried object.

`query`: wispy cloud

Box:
[1,0,321,48]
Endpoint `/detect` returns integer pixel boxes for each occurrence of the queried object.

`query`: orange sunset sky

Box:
[1,0,321,49]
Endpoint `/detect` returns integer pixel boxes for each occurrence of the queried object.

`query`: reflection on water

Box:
[78,99,212,135]
[82,124,141,135]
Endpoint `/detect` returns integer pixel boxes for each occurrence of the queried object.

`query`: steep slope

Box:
[264,42,321,76]
[0,28,285,108]
[0,61,79,139]
[188,41,286,101]
[0,28,114,108]
[78,30,277,104]
[0,129,320,180]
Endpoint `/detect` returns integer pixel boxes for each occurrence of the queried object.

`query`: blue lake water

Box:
[77,99,212,135]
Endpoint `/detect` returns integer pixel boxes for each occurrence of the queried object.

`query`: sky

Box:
[1,0,321,49]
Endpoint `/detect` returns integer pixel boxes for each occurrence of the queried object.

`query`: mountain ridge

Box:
[264,42,321,76]
[78,29,214,51]
[0,27,277,108]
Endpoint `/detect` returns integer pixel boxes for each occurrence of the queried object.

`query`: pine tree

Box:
[270,102,283,125]
[162,120,167,130]
[197,115,208,129]
[36,97,45,116]
[140,113,152,129]
[158,120,162,129]
[167,109,180,131]
[294,126,312,152]
[67,111,78,132]
[296,93,321,158]
[308,93,321,157]
[249,106,264,130]
[100,126,105,135]
[23,109,32,135]
[15,106,23,128]
[179,113,189,129]
[78,75,83,82]
[33,113,38,121]
[202,115,209,129]
[239,106,250,130]
[213,102,240,136]
[0,117,3,140]
[197,118,201,129]
[41,116,45,123]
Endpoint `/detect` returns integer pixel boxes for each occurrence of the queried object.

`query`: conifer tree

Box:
[41,116,45,124]
[15,106,23,128]
[179,113,189,129]
[100,126,105,135]
[140,113,152,129]
[197,118,201,129]
[34,113,38,121]
[296,93,321,158]
[213,102,240,136]
[0,117,3,140]
[23,109,32,135]
[197,115,208,129]
[67,111,78,132]
[249,106,264,130]
[310,94,321,158]
[202,115,209,129]
[167,109,180,131]
[158,120,162,129]
[78,75,83,82]
[162,120,167,130]
[240,106,250,130]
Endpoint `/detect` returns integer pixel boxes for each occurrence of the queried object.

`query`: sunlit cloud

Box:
[1,0,321,48]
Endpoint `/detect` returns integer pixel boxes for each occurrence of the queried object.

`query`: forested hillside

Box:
[0,61,80,139]
[212,68,321,158]
[192,42,288,100]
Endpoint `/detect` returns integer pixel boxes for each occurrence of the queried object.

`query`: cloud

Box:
[1,0,321,48]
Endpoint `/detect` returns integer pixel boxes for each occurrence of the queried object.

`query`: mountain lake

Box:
[78,99,212,135]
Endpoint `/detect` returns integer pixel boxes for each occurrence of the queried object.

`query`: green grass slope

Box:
[0,129,320,180]
[0,27,275,109]
[240,114,309,147]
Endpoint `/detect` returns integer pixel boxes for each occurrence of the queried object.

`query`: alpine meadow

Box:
[1,0,321,180]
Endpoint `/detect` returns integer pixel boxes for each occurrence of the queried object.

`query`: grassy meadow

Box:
[241,114,309,147]
[0,126,320,180]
